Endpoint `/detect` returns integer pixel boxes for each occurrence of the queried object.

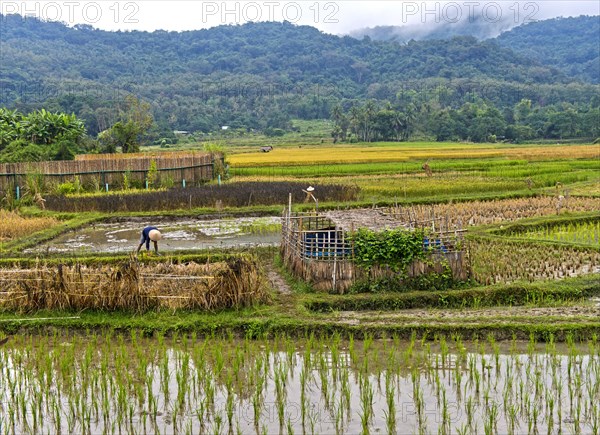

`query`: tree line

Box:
[0,95,154,162]
[0,108,85,162]
[331,98,600,143]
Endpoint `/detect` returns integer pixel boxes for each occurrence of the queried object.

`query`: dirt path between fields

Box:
[267,268,292,295]
[265,263,297,311]
[327,305,600,326]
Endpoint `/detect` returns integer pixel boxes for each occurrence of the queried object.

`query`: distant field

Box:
[228,142,599,201]
[229,143,598,166]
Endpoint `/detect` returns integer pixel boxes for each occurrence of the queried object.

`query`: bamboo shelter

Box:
[0,151,221,193]
[281,208,469,293]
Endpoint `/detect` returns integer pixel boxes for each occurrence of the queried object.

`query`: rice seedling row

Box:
[469,238,600,285]
[506,220,600,247]
[1,332,598,434]
[43,182,359,213]
[332,196,598,230]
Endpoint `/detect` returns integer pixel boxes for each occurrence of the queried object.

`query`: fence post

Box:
[182,179,186,188]
[105,183,109,192]
[15,185,20,200]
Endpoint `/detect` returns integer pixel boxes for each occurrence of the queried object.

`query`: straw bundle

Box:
[0,258,269,313]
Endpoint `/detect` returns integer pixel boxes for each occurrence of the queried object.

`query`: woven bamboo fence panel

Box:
[0,152,219,191]
[281,210,469,293]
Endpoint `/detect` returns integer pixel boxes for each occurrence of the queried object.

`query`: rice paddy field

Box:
[508,220,600,247]
[228,142,599,202]
[1,333,599,434]
[1,140,599,434]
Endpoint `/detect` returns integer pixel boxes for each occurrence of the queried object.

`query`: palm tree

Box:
[363,100,377,142]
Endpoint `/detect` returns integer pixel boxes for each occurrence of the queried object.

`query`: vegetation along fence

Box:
[0,151,221,194]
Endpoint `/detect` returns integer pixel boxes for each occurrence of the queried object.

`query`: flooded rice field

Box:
[26,216,281,254]
[0,333,598,434]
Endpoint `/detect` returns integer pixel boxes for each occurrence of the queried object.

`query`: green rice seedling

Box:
[308,406,318,435]
[213,412,223,435]
[197,397,206,433]
[318,353,330,408]
[591,403,599,435]
[384,369,396,434]
[299,365,308,430]
[275,361,288,430]
[205,376,215,410]
[225,372,235,431]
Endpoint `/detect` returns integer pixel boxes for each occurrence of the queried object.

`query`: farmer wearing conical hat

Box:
[137,226,162,254]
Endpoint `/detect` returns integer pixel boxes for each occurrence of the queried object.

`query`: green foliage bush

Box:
[350,266,458,293]
[0,108,85,162]
[350,228,426,272]
[55,182,77,195]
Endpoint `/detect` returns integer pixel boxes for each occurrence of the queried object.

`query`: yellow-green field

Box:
[0,210,59,241]
[229,143,598,166]
[227,142,599,202]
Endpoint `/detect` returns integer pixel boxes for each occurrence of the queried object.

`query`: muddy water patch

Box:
[27,216,281,254]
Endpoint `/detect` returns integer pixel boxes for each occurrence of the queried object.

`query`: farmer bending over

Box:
[137,226,162,254]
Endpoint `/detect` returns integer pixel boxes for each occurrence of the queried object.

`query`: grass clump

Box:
[304,275,600,312]
[0,209,59,241]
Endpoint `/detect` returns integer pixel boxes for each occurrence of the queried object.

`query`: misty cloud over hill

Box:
[349,14,516,42]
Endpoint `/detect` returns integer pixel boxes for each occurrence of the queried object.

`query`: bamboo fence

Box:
[0,152,221,192]
[281,208,469,293]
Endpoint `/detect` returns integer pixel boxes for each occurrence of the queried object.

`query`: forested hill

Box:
[0,14,597,135]
[0,14,563,85]
[495,16,600,84]
[353,16,600,84]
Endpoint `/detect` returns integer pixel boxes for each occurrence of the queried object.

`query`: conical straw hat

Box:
[149,229,162,241]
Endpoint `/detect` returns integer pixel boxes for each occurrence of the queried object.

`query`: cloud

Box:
[1,0,598,33]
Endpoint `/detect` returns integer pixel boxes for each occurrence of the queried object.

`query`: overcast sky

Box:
[2,1,599,34]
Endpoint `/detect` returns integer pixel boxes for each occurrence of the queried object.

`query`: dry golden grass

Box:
[387,196,600,227]
[0,258,269,313]
[0,210,59,241]
[469,238,600,284]
[229,144,599,166]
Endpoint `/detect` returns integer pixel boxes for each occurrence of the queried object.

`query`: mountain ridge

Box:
[0,14,597,134]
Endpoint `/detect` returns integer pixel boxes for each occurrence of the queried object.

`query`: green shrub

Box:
[350,228,427,272]
[55,181,77,195]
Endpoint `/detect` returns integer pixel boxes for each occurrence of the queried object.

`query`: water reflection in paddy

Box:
[27,216,281,253]
[1,334,598,434]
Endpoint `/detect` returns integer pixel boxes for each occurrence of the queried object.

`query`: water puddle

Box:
[27,216,281,254]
